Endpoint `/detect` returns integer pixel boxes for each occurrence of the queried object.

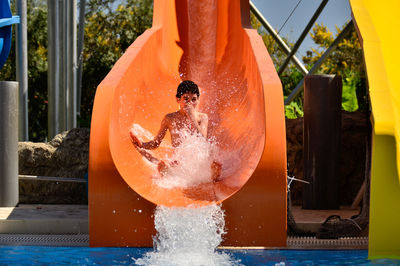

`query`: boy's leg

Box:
[135,146,159,164]
[211,161,222,182]
[157,160,168,175]
[134,146,168,175]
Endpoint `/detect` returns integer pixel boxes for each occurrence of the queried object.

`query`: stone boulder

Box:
[18,128,90,204]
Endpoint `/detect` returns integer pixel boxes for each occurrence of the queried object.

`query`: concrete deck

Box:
[0,204,360,235]
[0,205,367,248]
[0,205,88,234]
[291,205,360,232]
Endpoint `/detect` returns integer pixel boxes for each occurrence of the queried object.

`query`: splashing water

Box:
[156,129,219,188]
[130,124,220,189]
[131,125,239,265]
[135,204,241,266]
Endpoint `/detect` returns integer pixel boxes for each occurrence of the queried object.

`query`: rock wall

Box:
[18,128,89,204]
[287,111,371,206]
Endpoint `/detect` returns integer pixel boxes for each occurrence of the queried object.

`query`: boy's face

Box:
[177,93,199,110]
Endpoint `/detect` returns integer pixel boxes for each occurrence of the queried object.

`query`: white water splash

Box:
[135,204,241,266]
[130,123,220,189]
[156,130,218,188]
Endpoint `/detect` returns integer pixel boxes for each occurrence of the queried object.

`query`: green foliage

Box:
[0,1,48,141]
[303,23,364,76]
[80,0,153,128]
[251,18,367,118]
[285,100,304,119]
[0,0,153,141]
[303,22,368,112]
[342,71,359,112]
[281,66,304,118]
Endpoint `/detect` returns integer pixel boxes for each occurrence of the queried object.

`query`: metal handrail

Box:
[277,0,329,76]
[249,1,308,76]
[19,175,86,183]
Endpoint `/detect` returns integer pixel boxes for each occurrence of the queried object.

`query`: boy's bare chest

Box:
[170,116,200,133]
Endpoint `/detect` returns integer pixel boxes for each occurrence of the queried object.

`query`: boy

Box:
[130,80,221,182]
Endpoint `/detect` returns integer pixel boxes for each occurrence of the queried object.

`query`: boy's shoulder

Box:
[163,111,180,123]
[197,111,208,119]
[164,111,208,121]
[165,111,180,119]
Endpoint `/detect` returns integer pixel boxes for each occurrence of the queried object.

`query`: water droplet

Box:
[138,209,142,213]
[112,210,116,214]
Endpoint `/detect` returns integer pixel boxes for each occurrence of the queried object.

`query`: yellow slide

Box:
[350,0,400,259]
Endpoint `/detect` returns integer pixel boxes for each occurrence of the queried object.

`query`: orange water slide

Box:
[89,0,286,247]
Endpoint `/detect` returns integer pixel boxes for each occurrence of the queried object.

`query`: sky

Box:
[251,0,352,62]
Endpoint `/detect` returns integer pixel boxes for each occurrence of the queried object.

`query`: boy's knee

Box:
[157,160,168,175]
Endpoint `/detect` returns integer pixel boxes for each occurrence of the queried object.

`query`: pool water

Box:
[0,246,399,265]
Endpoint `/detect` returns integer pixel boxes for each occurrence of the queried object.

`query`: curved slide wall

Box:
[89,0,286,246]
[350,0,400,259]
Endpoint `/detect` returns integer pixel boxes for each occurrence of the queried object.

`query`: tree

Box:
[251,16,367,117]
[0,0,153,141]
[0,0,48,141]
[303,22,367,112]
[80,0,153,128]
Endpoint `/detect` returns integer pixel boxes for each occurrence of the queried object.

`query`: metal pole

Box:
[58,0,66,132]
[48,0,60,140]
[284,20,353,105]
[249,1,308,76]
[15,0,28,141]
[76,0,86,117]
[0,81,19,207]
[67,0,77,129]
[278,0,329,76]
[64,0,69,130]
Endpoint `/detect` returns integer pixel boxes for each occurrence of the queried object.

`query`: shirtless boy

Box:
[130,80,221,182]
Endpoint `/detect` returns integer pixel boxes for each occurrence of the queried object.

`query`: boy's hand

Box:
[129,131,143,148]
[185,104,197,122]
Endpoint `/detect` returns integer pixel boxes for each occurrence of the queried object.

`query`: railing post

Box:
[0,81,19,207]
[15,0,28,141]
[48,0,60,140]
[302,75,342,209]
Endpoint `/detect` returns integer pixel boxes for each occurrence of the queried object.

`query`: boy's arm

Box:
[141,116,169,149]
[199,114,208,138]
[140,116,169,150]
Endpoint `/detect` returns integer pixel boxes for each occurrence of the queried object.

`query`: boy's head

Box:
[176,80,200,99]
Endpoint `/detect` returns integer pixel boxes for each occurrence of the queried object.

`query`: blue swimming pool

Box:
[0,246,399,265]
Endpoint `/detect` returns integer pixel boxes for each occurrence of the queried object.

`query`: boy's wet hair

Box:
[176,80,200,99]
